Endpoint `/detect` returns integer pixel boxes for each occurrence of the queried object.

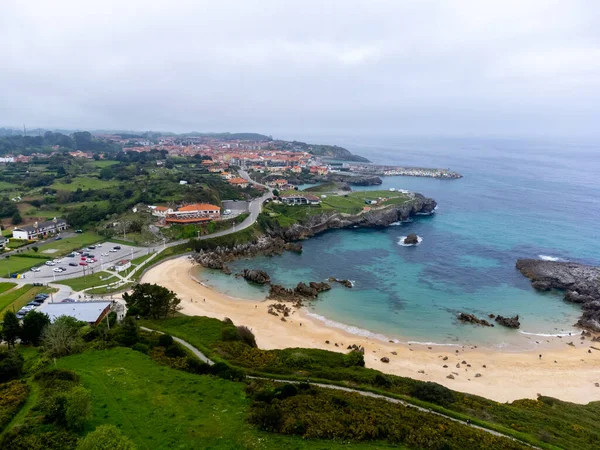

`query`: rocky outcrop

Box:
[264,193,437,241]
[329,277,353,288]
[403,234,420,245]
[268,281,331,302]
[193,236,302,272]
[240,269,271,284]
[494,315,520,329]
[516,259,600,332]
[457,312,494,327]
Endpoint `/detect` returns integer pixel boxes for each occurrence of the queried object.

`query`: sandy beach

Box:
[142,257,600,404]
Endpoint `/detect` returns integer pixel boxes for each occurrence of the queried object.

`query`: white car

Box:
[109,249,118,253]
[96,244,103,247]
[31,267,41,272]
[53,258,63,263]
[101,252,109,257]
[53,267,63,273]
[45,261,55,266]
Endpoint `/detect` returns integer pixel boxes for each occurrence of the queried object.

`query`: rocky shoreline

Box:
[516,259,600,332]
[193,192,436,272]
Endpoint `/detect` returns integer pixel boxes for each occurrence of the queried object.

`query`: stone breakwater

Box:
[516,259,600,332]
[347,164,462,179]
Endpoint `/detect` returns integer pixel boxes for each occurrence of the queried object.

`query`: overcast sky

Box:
[1,0,599,137]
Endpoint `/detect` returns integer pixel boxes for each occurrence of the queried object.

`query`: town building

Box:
[114,260,131,273]
[12,218,68,240]
[266,179,289,188]
[165,203,221,224]
[280,194,321,206]
[228,177,249,189]
[39,301,112,326]
[150,205,174,217]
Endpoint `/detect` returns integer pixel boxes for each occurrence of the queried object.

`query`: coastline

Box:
[144,257,600,404]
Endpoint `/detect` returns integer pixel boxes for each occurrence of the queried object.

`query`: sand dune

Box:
[142,257,600,404]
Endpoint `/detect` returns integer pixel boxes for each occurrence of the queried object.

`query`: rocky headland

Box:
[516,259,600,331]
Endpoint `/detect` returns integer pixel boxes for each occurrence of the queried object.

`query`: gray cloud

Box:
[1,0,599,136]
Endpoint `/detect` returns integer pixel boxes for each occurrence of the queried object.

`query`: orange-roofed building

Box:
[165,203,221,224]
[228,177,249,188]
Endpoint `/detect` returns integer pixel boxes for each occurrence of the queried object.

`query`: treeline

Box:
[0,131,120,155]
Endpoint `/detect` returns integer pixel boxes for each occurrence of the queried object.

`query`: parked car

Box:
[75,229,83,233]
[88,258,97,263]
[83,248,90,251]
[32,283,44,287]
[53,258,62,263]
[96,244,103,248]
[114,246,122,250]
[88,254,95,258]
[66,253,76,258]
[53,268,62,273]
[69,262,78,267]
[89,245,96,249]
[109,249,118,253]
[55,236,62,240]
[31,267,41,272]
[45,261,55,266]
[79,262,88,266]
[101,252,109,257]
[61,298,76,303]
[59,267,67,271]
[34,294,49,300]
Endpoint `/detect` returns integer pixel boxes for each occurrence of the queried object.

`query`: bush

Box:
[410,382,455,407]
[65,387,92,431]
[132,343,149,354]
[210,362,245,381]
[343,350,365,367]
[164,344,186,358]
[185,357,211,375]
[220,326,239,342]
[374,373,392,388]
[157,334,174,347]
[41,318,85,358]
[0,348,25,382]
[76,424,136,450]
[236,325,257,348]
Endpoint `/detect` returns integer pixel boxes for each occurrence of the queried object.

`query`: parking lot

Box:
[21,242,151,281]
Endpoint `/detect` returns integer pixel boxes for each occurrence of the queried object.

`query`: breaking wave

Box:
[538,254,568,262]
[398,236,423,246]
[305,312,399,343]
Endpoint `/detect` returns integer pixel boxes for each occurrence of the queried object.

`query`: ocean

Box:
[196,136,600,350]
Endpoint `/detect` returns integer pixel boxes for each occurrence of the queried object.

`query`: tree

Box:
[115,316,139,347]
[77,424,136,450]
[11,210,22,225]
[2,311,21,348]
[41,316,85,357]
[272,189,280,197]
[123,283,181,319]
[21,310,50,345]
[32,246,39,253]
[0,348,25,382]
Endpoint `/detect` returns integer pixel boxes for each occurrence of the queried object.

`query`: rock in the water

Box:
[457,312,493,327]
[240,269,271,284]
[328,277,353,288]
[495,314,521,329]
[516,258,600,332]
[403,233,420,245]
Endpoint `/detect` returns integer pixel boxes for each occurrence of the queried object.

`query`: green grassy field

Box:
[56,271,115,292]
[33,232,103,256]
[55,348,405,450]
[0,180,20,192]
[89,160,120,169]
[0,255,47,275]
[0,282,16,295]
[52,177,121,191]
[0,284,54,317]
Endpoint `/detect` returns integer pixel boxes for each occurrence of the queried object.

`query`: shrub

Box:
[220,326,239,342]
[410,382,455,407]
[0,348,25,382]
[164,344,186,358]
[343,350,365,367]
[132,343,149,354]
[185,357,211,375]
[65,387,92,431]
[210,362,245,381]
[0,380,30,430]
[236,325,257,348]
[374,373,392,388]
[157,333,174,347]
[76,424,136,450]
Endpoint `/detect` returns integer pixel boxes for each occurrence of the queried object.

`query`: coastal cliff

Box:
[265,193,436,241]
[194,193,436,271]
[516,259,600,331]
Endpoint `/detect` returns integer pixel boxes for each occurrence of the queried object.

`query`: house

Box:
[0,235,7,250]
[309,166,328,175]
[150,205,174,217]
[165,203,221,224]
[114,260,131,273]
[12,218,68,240]
[266,179,288,188]
[291,166,302,173]
[228,177,249,189]
[220,172,233,180]
[280,194,321,206]
[39,301,113,326]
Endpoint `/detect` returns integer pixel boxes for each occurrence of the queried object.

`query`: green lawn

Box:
[52,177,121,191]
[0,284,54,317]
[86,282,134,295]
[0,180,20,192]
[56,348,404,450]
[0,282,16,295]
[89,160,120,169]
[0,255,46,275]
[33,232,103,256]
[56,271,115,292]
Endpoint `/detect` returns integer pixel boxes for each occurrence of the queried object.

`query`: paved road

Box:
[140,325,538,449]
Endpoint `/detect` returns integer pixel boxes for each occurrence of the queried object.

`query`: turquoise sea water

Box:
[196,137,600,349]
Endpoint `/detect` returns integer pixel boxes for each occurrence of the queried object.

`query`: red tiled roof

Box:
[177,203,220,212]
[166,217,213,223]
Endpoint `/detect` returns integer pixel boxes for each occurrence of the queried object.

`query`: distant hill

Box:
[275,140,370,162]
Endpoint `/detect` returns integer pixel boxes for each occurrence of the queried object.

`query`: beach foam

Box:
[305,311,399,343]
[519,330,579,337]
[538,254,568,262]
[398,235,423,246]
